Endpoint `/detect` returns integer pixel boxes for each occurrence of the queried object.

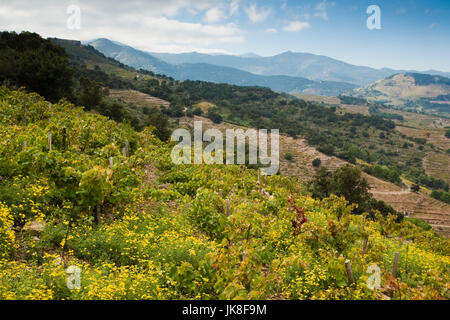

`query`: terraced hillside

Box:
[176,115,450,237]
[109,89,170,108]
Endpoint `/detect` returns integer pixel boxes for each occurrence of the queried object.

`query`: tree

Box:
[330,165,371,213]
[312,158,322,167]
[78,77,103,109]
[310,167,333,199]
[193,107,203,116]
[148,113,171,141]
[0,32,73,102]
[445,129,450,139]
[207,108,223,124]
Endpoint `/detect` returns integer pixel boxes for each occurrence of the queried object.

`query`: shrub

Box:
[312,158,322,167]
[284,152,294,162]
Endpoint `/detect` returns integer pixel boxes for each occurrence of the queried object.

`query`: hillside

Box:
[88,39,358,96]
[51,36,450,211]
[4,32,447,210]
[352,73,450,116]
[177,115,450,238]
[0,87,449,300]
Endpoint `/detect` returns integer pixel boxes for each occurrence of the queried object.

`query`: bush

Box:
[404,217,432,231]
[312,158,321,167]
[207,108,223,124]
[284,153,294,162]
[411,184,421,193]
[193,107,203,116]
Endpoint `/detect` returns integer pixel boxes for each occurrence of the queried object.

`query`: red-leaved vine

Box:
[288,198,308,235]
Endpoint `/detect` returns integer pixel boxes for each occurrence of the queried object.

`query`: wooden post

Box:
[219,189,223,197]
[258,168,261,186]
[345,260,355,285]
[23,97,27,126]
[49,102,52,111]
[392,252,400,277]
[123,140,129,157]
[225,199,230,216]
[95,205,101,224]
[47,132,52,151]
[362,238,368,255]
[109,157,114,170]
[23,141,27,150]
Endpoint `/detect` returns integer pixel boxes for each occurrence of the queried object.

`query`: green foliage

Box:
[310,165,397,217]
[411,184,421,193]
[338,95,367,105]
[404,217,432,231]
[431,190,450,204]
[312,158,322,167]
[0,88,448,301]
[0,32,73,102]
[207,107,223,124]
[362,164,401,185]
[284,152,294,162]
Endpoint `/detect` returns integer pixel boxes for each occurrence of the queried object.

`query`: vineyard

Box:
[0,87,449,300]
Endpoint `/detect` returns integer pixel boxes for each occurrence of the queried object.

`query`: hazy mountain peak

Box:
[240,52,262,58]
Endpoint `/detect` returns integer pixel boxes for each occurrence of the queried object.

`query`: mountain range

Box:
[88,39,357,96]
[87,38,450,97]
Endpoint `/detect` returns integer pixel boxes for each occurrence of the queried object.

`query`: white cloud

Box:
[205,7,224,23]
[283,21,310,32]
[428,23,437,29]
[315,0,335,20]
[245,4,272,23]
[230,0,240,16]
[266,28,278,33]
[0,0,244,54]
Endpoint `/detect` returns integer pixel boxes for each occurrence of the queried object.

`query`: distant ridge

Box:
[88,39,357,96]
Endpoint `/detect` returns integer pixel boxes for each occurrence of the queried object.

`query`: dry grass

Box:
[396,126,450,150]
[423,153,450,184]
[109,89,170,108]
[194,101,216,113]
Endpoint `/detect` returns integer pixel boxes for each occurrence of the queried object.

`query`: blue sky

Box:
[1,0,449,71]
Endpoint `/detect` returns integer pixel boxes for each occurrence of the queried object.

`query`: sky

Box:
[1,0,449,71]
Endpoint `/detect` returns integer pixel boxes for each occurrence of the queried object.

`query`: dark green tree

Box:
[0,32,73,102]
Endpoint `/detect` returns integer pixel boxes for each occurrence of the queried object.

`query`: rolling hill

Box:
[352,73,450,116]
